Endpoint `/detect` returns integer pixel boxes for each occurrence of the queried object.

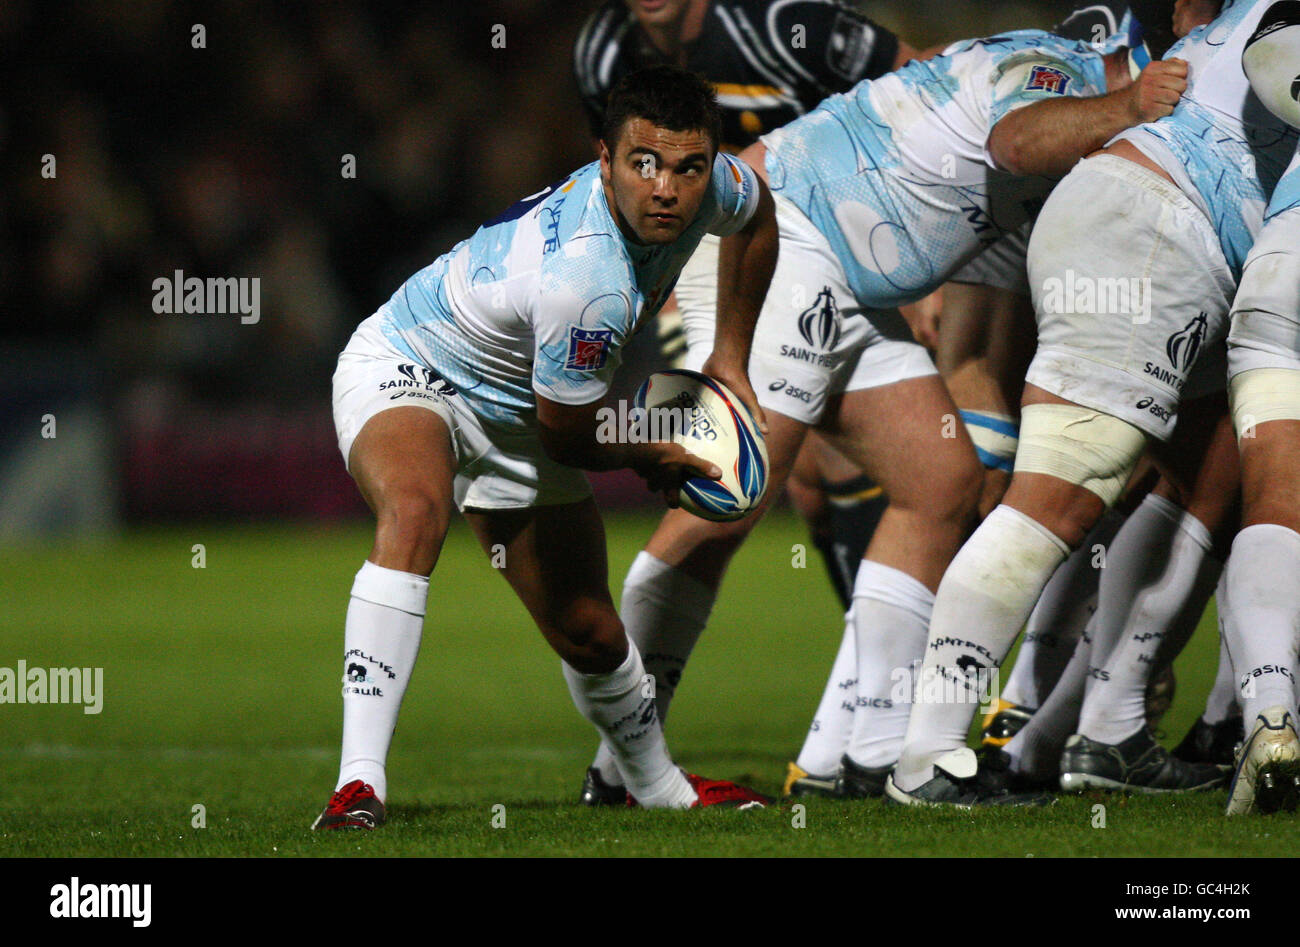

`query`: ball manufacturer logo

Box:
[797,287,840,350]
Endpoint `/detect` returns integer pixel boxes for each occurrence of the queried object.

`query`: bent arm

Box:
[988,90,1139,177]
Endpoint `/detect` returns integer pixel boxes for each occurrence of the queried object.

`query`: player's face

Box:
[625,0,693,29]
[601,118,713,245]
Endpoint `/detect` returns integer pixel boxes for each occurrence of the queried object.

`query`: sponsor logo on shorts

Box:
[566,326,613,371]
[1166,312,1208,372]
[1143,362,1183,387]
[1024,64,1072,94]
[1135,396,1173,423]
[379,364,458,398]
[779,345,838,367]
[798,287,841,350]
[766,377,813,403]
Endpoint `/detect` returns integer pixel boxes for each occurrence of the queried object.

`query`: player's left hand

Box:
[701,355,768,434]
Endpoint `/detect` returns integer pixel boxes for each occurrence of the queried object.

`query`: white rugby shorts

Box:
[681,194,935,426]
[1025,155,1234,441]
[332,315,592,511]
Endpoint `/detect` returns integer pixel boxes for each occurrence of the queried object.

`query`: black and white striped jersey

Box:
[573,0,899,150]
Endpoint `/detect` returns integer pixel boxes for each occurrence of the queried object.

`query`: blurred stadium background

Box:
[7,0,1295,859]
[4,0,1089,539]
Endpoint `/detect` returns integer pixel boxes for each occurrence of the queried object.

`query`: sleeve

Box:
[988,52,1096,130]
[704,152,762,238]
[532,283,633,406]
[765,0,900,95]
[1266,147,1300,219]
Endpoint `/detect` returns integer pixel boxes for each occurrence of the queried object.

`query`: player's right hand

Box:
[628,441,722,509]
[1129,58,1188,124]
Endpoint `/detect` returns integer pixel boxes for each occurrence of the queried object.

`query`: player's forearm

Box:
[536,396,629,472]
[989,90,1140,178]
[714,182,778,373]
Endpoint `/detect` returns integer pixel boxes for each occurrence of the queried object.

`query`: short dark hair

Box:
[601,65,722,155]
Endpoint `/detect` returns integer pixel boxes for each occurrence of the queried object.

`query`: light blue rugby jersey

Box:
[1114,0,1299,279]
[1265,149,1300,218]
[760,30,1109,309]
[375,153,759,432]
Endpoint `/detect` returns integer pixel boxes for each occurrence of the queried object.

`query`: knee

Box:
[891,449,983,528]
[554,599,627,674]
[373,489,449,572]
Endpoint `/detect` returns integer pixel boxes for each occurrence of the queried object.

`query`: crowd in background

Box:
[1,0,1070,520]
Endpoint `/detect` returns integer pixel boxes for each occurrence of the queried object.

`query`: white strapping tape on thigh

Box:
[1013,403,1147,506]
[1230,368,1300,438]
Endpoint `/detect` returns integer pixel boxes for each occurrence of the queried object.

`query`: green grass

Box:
[0,511,1294,857]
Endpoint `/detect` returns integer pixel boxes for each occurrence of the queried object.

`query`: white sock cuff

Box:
[1236,522,1300,550]
[1137,492,1214,553]
[852,559,935,623]
[1174,509,1214,554]
[351,561,430,617]
[1138,491,1182,527]
[993,504,1072,556]
[623,551,717,615]
[564,643,643,701]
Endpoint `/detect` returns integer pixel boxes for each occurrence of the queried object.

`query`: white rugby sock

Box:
[564,643,696,808]
[1002,509,1124,708]
[1223,525,1300,721]
[1003,617,1094,780]
[1204,577,1239,725]
[1077,496,1220,744]
[795,609,857,776]
[895,505,1069,790]
[337,561,429,802]
[589,551,717,785]
[846,561,934,768]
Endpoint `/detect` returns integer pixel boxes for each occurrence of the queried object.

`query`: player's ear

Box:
[599,139,613,183]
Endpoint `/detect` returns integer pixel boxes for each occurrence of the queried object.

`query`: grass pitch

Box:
[1,510,1295,857]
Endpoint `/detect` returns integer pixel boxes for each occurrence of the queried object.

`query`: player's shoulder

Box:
[978,29,1103,75]
[574,0,635,96]
[1164,0,1267,60]
[535,165,631,274]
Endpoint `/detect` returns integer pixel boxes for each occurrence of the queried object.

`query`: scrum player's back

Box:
[1119,0,1299,274]
[761,30,1109,307]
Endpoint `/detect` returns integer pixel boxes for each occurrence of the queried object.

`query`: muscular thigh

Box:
[348,406,458,516]
[820,374,980,510]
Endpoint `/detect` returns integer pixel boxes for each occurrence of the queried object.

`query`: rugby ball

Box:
[632,369,769,522]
